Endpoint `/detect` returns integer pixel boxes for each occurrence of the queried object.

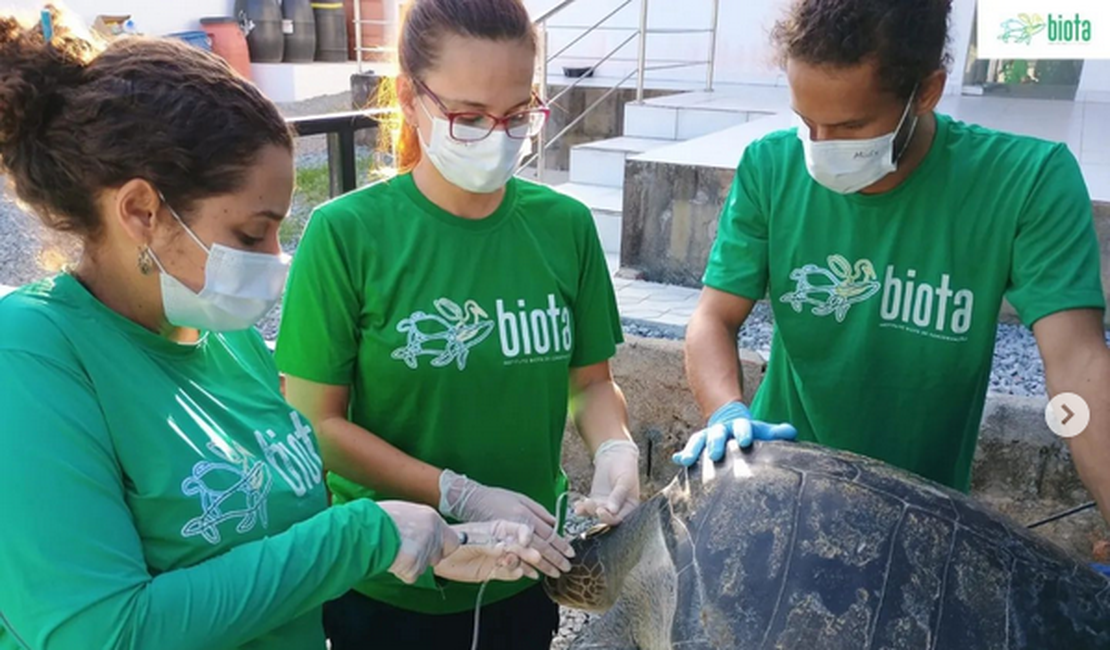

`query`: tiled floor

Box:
[606,254,701,331]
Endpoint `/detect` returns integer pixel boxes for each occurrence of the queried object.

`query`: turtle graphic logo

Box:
[180,442,272,545]
[392,297,496,371]
[998,13,1046,45]
[780,255,881,322]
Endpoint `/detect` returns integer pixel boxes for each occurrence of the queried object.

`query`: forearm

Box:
[572,379,633,455]
[317,416,443,507]
[1052,352,1110,524]
[685,309,744,419]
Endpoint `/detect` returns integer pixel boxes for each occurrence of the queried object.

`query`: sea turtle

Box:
[546,441,1110,649]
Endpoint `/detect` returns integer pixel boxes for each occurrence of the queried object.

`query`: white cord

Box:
[470,569,495,650]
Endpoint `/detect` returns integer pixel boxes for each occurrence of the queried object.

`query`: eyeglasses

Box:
[414,78,550,143]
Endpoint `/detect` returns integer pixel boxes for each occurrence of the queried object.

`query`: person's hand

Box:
[434,521,546,583]
[439,469,574,579]
[378,501,460,584]
[672,401,796,467]
[1093,563,1110,579]
[576,440,640,525]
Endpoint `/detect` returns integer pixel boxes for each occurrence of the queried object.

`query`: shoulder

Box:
[514,178,595,230]
[308,175,405,233]
[742,127,802,165]
[941,114,1068,168]
[0,278,90,383]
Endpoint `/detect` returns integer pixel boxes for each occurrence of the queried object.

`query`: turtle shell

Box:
[547,441,1110,649]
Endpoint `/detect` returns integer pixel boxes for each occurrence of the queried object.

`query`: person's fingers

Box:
[440,525,461,560]
[533,518,574,559]
[671,430,707,466]
[392,552,420,584]
[769,422,797,440]
[705,422,731,461]
[519,495,557,527]
[597,484,631,525]
[734,418,754,448]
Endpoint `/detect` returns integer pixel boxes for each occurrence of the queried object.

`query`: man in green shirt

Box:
[675,0,1110,524]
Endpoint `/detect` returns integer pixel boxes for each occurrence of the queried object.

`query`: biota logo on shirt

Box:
[392,295,572,370]
[496,294,574,365]
[879,266,975,341]
[780,256,975,342]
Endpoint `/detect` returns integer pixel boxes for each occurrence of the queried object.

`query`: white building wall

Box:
[525,0,1109,99]
[7,0,236,37]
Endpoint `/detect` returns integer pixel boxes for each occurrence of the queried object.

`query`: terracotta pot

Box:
[201,17,253,80]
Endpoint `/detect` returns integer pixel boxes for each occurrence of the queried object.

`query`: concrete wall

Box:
[524,0,1110,99]
[562,335,1110,560]
[622,157,1110,326]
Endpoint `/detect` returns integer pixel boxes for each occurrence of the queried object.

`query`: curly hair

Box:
[771,0,953,99]
[0,6,294,241]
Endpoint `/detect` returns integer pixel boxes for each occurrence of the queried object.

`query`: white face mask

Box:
[150,200,290,332]
[797,89,920,194]
[417,97,532,194]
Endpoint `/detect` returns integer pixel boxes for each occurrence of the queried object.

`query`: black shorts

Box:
[324,583,560,650]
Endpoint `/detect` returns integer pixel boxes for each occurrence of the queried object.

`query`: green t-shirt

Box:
[0,275,400,650]
[705,113,1104,492]
[275,173,623,614]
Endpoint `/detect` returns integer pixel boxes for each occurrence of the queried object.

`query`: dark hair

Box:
[771,0,953,99]
[381,0,536,172]
[0,7,294,241]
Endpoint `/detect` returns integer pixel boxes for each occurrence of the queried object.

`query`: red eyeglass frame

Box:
[413,78,551,141]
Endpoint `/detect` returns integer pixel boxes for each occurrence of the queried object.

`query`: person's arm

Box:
[1004,145,1107,523]
[685,287,757,418]
[569,360,632,454]
[284,376,442,506]
[0,352,401,650]
[1034,310,1110,524]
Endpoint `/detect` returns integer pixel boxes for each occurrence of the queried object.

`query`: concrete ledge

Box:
[562,334,1109,559]
[622,152,1110,326]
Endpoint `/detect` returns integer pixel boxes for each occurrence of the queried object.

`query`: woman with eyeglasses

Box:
[0,8,548,650]
[275,0,641,647]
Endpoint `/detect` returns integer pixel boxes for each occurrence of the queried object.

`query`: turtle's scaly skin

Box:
[546,441,1110,650]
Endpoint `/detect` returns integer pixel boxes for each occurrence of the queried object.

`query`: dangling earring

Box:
[138,247,154,275]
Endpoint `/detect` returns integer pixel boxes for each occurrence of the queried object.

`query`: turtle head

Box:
[544,495,669,612]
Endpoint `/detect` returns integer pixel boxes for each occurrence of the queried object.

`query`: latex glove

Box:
[672,401,797,467]
[1093,563,1110,579]
[439,469,574,579]
[576,440,641,525]
[433,521,546,583]
[378,501,460,585]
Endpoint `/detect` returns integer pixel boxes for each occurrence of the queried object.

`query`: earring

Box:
[137,247,154,275]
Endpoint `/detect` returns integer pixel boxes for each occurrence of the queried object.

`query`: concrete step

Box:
[552,182,623,256]
[569,137,672,189]
[622,86,792,141]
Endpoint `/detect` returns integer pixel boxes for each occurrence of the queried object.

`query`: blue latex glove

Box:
[1093,563,1110,579]
[672,401,797,467]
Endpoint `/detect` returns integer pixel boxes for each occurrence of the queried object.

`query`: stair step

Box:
[552,182,623,255]
[569,137,672,189]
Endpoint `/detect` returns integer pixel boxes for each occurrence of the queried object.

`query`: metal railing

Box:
[287,111,385,197]
[526,0,721,181]
[353,0,403,73]
[332,0,722,186]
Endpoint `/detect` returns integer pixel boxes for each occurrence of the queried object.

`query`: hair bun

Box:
[0,7,95,148]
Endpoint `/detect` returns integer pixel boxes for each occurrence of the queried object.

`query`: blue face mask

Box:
[149,199,289,331]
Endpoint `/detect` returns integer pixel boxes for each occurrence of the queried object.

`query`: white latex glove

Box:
[576,439,641,525]
[433,521,546,583]
[439,469,574,578]
[378,501,460,585]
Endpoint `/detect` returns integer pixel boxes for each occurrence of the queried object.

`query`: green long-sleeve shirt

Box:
[0,275,401,650]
